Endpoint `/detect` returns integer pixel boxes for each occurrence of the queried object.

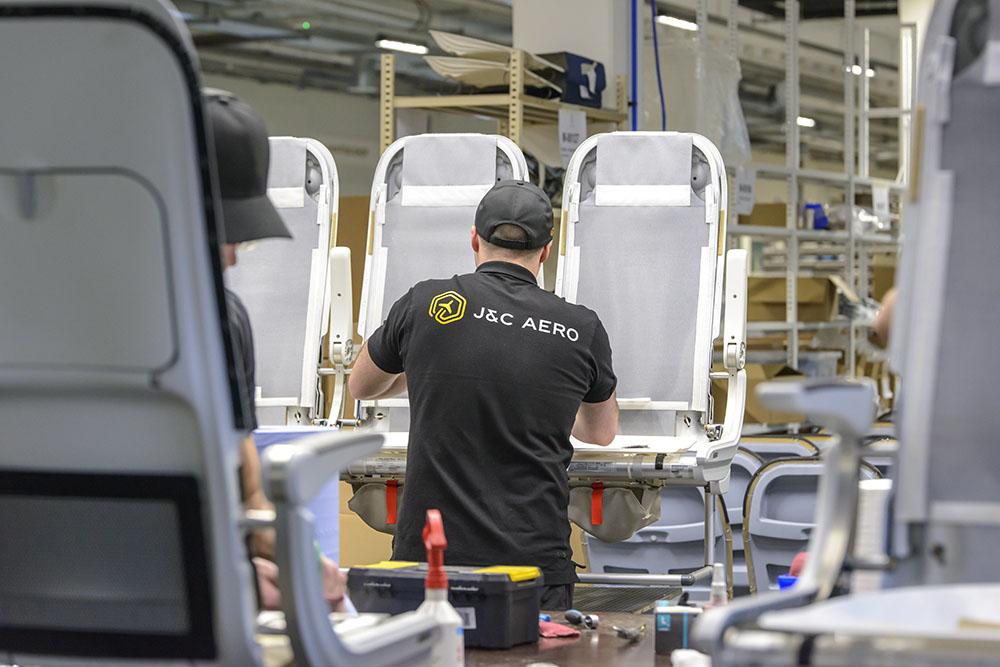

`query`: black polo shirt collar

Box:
[475,260,538,285]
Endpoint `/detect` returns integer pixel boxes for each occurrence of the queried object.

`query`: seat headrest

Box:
[401,134,498,187]
[399,134,499,207]
[267,137,307,209]
[594,134,694,207]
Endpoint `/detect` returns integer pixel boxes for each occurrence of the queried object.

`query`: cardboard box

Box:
[339,512,394,567]
[871,255,896,301]
[336,195,372,325]
[339,492,590,573]
[747,276,838,323]
[712,364,807,424]
[738,202,787,228]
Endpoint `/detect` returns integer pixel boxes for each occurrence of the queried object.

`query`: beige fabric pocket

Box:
[568,485,662,542]
[347,482,405,535]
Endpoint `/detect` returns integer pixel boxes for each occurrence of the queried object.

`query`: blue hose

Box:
[631,0,639,130]
[650,0,667,130]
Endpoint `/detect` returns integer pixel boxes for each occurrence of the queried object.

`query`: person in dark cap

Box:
[349,179,619,609]
[205,89,346,611]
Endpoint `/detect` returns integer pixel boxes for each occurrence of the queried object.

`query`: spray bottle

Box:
[416,509,465,666]
[707,562,728,608]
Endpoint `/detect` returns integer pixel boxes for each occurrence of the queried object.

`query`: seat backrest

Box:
[744,459,880,593]
[556,132,727,435]
[738,435,820,462]
[0,1,259,663]
[887,0,1000,585]
[228,137,338,425]
[356,133,528,425]
[358,133,528,338]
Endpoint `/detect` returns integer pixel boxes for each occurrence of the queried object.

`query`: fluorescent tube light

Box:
[375,38,428,55]
[656,15,699,31]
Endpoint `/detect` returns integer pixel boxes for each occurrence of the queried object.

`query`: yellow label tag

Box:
[472,565,541,582]
[366,211,375,255]
[358,560,419,570]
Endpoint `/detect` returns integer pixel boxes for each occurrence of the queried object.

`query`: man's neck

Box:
[476,255,540,277]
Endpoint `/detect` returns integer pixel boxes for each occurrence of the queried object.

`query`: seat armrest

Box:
[697,379,876,659]
[327,247,356,367]
[694,586,819,656]
[263,431,438,666]
[325,247,355,423]
[700,249,748,468]
[722,249,747,374]
[757,378,877,443]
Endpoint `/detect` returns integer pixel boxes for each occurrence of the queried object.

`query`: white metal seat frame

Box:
[228,137,354,426]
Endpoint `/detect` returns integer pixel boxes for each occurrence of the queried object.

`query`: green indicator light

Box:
[301,20,311,30]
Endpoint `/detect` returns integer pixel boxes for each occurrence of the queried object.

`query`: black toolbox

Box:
[347,561,544,648]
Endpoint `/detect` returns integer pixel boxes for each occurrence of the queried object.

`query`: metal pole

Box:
[860,28,871,179]
[785,0,800,367]
[579,566,714,588]
[508,49,524,145]
[379,54,395,155]
[704,487,717,566]
[845,0,857,376]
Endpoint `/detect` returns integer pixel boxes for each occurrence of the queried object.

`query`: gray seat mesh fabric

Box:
[379,135,500,320]
[574,135,709,405]
[381,203,479,320]
[227,138,321,420]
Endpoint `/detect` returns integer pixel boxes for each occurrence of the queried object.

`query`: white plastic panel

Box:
[0,171,173,371]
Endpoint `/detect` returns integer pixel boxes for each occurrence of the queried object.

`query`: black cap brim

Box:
[220,193,292,244]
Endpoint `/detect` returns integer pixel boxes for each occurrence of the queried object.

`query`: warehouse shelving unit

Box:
[716,0,916,375]
[378,51,629,153]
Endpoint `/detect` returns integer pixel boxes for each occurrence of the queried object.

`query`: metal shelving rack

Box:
[719,2,915,374]
[378,52,629,153]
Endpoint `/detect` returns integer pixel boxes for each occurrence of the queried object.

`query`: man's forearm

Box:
[240,435,276,560]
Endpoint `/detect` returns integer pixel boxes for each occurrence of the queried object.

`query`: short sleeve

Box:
[366,289,413,374]
[583,318,617,403]
[225,290,258,432]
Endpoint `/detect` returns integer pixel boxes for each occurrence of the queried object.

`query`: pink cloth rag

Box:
[539,620,581,638]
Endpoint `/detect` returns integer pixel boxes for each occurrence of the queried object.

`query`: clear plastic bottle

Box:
[707,562,728,608]
[416,509,465,666]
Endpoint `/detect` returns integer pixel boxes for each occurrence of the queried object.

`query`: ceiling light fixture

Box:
[375,38,429,55]
[796,115,817,128]
[656,15,699,31]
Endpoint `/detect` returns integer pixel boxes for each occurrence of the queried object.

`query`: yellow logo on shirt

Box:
[429,291,467,325]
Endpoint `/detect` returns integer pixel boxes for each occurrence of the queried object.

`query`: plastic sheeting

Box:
[642,33,752,167]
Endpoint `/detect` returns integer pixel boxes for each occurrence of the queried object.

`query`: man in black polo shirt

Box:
[349,180,619,609]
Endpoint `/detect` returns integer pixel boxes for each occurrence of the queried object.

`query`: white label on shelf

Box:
[734,167,756,216]
[872,183,890,222]
[558,109,587,168]
[455,607,477,630]
[984,41,1000,86]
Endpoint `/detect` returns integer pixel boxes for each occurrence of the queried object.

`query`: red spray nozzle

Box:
[423,509,448,590]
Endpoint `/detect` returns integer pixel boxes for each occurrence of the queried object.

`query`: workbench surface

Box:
[467,611,669,666]
[260,611,673,666]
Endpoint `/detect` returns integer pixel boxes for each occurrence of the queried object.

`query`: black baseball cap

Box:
[475,180,553,250]
[204,89,291,244]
